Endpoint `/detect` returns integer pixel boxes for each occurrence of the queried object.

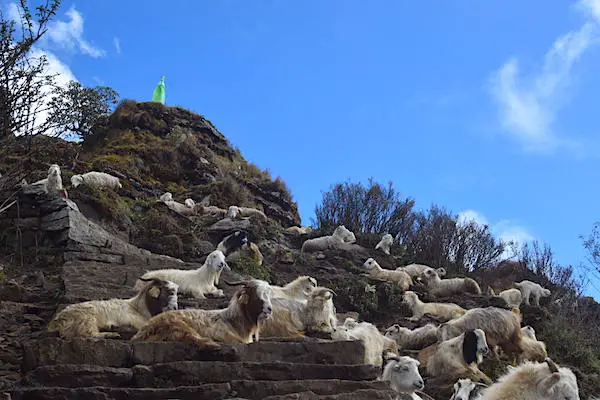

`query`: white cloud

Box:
[113,37,121,55]
[457,209,489,226]
[488,0,600,153]
[45,6,105,58]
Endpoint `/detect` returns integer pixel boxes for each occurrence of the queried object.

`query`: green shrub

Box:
[229,257,271,282]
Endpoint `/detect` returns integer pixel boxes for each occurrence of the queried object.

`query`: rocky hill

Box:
[0,101,598,399]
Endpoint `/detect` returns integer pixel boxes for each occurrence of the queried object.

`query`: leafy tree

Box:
[313,178,416,237]
[0,0,61,138]
[46,80,119,139]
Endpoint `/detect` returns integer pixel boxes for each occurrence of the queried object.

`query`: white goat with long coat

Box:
[396,263,447,280]
[478,358,580,400]
[48,277,178,339]
[32,164,63,196]
[134,250,230,299]
[71,171,122,190]
[450,378,488,400]
[363,258,413,291]
[384,323,438,350]
[421,267,481,297]
[375,233,394,255]
[488,287,523,308]
[159,192,197,216]
[227,205,268,221]
[403,290,466,322]
[131,279,273,349]
[301,225,356,253]
[513,280,551,306]
[269,275,318,302]
[331,318,399,366]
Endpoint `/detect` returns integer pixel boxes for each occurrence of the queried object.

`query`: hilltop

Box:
[0,101,598,399]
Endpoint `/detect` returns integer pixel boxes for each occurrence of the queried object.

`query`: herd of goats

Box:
[23,165,586,399]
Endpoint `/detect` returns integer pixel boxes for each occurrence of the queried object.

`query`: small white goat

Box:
[403,291,466,322]
[427,329,491,384]
[375,233,394,255]
[48,278,178,339]
[384,323,438,350]
[380,354,425,400]
[450,378,488,400]
[300,225,356,253]
[421,267,481,297]
[227,205,268,221]
[331,317,398,366]
[159,192,197,217]
[283,226,313,235]
[363,258,413,291]
[514,280,551,306]
[32,164,63,195]
[396,263,447,280]
[269,275,318,302]
[488,287,522,308]
[478,358,579,400]
[71,171,122,190]
[134,250,230,299]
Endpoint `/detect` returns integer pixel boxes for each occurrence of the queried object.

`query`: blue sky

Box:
[5,0,600,298]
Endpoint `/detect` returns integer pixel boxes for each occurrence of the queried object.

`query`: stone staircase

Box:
[0,188,397,399]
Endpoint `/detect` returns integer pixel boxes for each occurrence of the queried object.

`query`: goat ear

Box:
[148,286,160,298]
[541,373,561,392]
[462,330,478,365]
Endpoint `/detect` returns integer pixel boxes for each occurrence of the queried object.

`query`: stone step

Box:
[23,361,380,388]
[23,338,365,371]
[9,381,393,400]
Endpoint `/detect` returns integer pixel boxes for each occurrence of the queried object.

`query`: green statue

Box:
[152,76,166,104]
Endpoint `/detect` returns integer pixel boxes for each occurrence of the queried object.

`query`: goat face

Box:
[383,356,424,393]
[421,267,438,281]
[450,378,488,400]
[144,279,179,316]
[463,329,489,366]
[362,258,378,270]
[402,291,418,306]
[384,324,402,338]
[247,280,273,323]
[207,250,231,272]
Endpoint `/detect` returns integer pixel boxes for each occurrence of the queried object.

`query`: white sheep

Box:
[269,275,318,302]
[450,378,488,400]
[300,225,357,253]
[283,226,313,235]
[437,307,523,362]
[134,250,230,299]
[521,325,537,340]
[48,277,178,339]
[227,205,268,221]
[380,354,425,400]
[518,334,548,363]
[513,280,551,306]
[375,233,394,255]
[131,279,273,348]
[478,358,579,400]
[396,263,447,280]
[32,164,63,195]
[71,171,122,190]
[363,258,413,291]
[331,318,398,366]
[159,192,197,217]
[184,198,196,208]
[259,287,337,337]
[384,323,438,350]
[426,329,491,384]
[402,291,466,322]
[420,267,481,297]
[488,287,523,308]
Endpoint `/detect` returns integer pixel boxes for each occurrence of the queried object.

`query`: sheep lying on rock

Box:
[363,258,412,291]
[427,329,491,384]
[227,205,268,221]
[71,171,122,190]
[438,307,523,361]
[331,318,398,366]
[159,192,197,217]
[259,287,337,338]
[375,233,394,255]
[396,263,447,280]
[131,279,273,349]
[301,225,356,253]
[48,277,178,339]
[421,267,481,297]
[384,323,438,350]
[379,353,425,400]
[134,250,230,299]
[283,226,313,235]
[478,358,579,400]
[269,275,318,302]
[488,287,522,308]
[450,378,488,400]
[513,280,551,306]
[403,291,466,322]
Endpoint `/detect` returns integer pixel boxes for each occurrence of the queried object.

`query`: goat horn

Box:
[224,280,247,286]
[326,288,337,296]
[138,277,163,284]
[545,358,559,373]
